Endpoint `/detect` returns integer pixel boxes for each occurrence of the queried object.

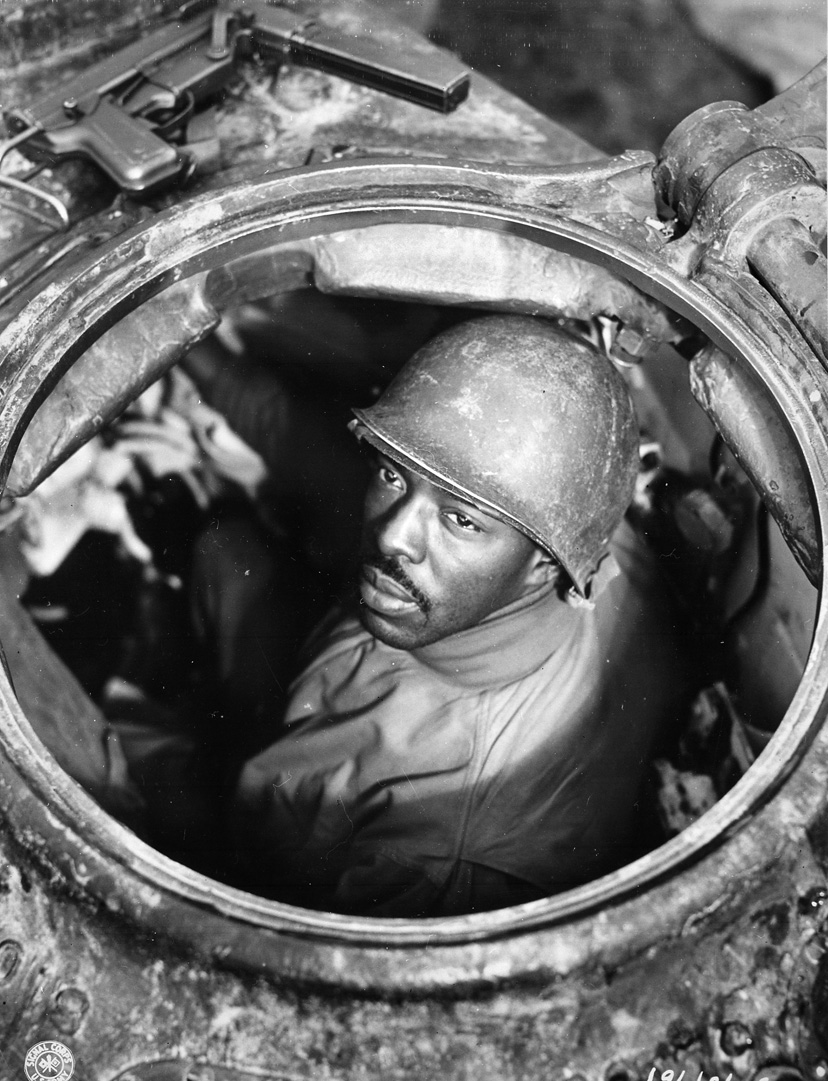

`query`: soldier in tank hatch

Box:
[182,314,684,916]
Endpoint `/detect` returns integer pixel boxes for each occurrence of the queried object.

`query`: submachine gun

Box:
[1,0,470,207]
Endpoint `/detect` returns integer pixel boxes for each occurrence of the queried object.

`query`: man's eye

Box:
[446,511,482,533]
[378,466,402,488]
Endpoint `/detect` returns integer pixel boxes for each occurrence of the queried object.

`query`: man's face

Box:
[358,452,550,650]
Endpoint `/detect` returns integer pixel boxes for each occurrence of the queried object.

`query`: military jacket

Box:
[233,523,682,917]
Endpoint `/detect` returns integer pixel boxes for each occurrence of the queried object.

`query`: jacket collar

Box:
[409,581,585,691]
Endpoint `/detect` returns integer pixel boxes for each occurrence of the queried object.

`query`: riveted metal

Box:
[721,1020,754,1056]
[0,939,22,982]
[51,986,90,1035]
[799,886,828,915]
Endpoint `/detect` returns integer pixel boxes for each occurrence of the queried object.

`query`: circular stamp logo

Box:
[24,1041,75,1081]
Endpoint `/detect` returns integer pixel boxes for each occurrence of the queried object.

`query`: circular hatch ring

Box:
[0,158,825,993]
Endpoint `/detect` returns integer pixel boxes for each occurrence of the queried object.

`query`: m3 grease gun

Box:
[1,1,471,200]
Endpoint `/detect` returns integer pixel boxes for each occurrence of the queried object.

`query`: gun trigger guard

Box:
[151,91,196,140]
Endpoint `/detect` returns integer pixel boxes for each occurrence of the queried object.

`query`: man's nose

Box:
[375,494,427,563]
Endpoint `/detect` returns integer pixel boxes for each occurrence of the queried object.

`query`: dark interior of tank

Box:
[0,253,816,910]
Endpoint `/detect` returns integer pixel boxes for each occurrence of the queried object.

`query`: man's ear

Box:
[523,546,559,589]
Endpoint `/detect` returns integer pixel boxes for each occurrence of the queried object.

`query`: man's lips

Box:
[360,565,421,615]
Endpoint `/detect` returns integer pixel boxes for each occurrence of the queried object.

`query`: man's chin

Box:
[358,604,428,650]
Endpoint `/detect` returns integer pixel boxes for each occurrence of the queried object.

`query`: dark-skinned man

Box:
[191,314,685,917]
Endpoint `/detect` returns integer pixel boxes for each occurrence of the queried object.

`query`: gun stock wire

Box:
[0,127,70,231]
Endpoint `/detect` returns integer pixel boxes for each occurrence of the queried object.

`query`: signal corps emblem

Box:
[24,1041,75,1081]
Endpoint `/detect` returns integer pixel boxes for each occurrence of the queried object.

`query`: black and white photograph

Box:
[0,0,825,1077]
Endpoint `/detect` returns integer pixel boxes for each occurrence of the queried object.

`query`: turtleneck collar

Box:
[409,581,585,692]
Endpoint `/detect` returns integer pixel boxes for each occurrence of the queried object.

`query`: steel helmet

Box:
[351,315,639,596]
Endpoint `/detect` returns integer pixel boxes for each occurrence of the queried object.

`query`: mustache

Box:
[362,553,432,614]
